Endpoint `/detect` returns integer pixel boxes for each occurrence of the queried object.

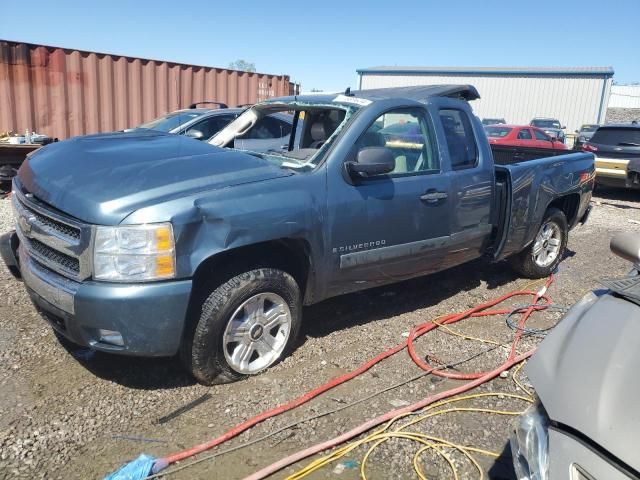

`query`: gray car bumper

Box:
[2,230,192,356]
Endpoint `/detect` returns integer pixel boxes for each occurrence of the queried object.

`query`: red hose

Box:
[157,277,553,472]
[243,350,534,480]
[408,276,553,380]
[162,343,406,464]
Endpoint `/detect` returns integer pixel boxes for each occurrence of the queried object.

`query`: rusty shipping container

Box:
[1,40,299,140]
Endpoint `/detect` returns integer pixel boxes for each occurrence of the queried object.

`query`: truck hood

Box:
[527,291,640,471]
[17,131,291,224]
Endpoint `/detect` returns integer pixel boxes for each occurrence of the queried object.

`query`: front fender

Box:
[123,170,328,289]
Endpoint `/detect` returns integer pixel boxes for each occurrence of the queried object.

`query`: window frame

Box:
[533,129,552,142]
[438,108,479,171]
[351,106,441,180]
[517,128,533,140]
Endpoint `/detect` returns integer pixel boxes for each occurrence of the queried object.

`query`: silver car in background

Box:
[133,102,294,152]
[573,124,600,150]
[511,233,640,479]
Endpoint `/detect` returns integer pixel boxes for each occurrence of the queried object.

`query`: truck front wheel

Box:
[509,208,568,279]
[182,268,302,385]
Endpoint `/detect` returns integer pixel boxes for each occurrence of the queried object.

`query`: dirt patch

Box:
[1,188,638,479]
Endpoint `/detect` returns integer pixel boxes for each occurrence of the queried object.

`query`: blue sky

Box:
[2,0,638,91]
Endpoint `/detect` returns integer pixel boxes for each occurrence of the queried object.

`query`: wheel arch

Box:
[546,193,581,228]
[189,238,315,312]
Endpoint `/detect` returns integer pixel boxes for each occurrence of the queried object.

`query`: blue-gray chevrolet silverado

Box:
[0,85,594,384]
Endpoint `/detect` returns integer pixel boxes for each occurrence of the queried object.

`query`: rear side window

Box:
[517,129,532,140]
[439,109,478,170]
[590,127,640,146]
[533,129,550,141]
[485,126,512,138]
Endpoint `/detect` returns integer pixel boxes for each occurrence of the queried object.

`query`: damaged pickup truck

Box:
[0,85,594,384]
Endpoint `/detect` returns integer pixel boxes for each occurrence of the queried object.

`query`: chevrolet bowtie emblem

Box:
[20,214,36,235]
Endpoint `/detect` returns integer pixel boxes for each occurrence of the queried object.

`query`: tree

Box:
[228,60,256,72]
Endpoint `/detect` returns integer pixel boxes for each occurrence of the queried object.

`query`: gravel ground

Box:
[1,187,639,480]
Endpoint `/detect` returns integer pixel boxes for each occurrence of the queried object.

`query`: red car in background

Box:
[485,125,568,150]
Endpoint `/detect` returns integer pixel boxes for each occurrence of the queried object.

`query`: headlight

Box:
[93,223,176,281]
[510,401,549,480]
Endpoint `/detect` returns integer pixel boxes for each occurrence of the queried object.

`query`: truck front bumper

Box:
[1,230,192,357]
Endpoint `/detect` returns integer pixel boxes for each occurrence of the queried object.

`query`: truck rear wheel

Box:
[181,268,302,385]
[509,207,568,279]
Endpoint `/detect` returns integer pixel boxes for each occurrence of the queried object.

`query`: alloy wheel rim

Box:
[223,292,291,374]
[532,221,562,268]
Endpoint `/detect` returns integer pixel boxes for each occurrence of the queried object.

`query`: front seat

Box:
[309,121,327,149]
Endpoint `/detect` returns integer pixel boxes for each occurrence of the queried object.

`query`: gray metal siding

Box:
[608,85,640,109]
[359,72,612,132]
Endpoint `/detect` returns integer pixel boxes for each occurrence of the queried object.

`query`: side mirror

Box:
[611,234,640,265]
[185,129,204,140]
[574,130,579,134]
[561,126,566,130]
[347,147,395,177]
[548,132,558,141]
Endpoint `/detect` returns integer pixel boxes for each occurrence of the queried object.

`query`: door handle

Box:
[420,190,448,203]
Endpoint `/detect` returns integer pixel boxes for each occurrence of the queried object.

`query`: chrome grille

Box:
[19,201,81,240]
[13,184,92,281]
[29,238,80,274]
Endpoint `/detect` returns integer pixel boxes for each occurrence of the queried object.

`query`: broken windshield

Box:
[210,102,354,170]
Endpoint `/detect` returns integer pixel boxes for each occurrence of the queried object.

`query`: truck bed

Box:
[492,150,594,260]
[490,144,570,166]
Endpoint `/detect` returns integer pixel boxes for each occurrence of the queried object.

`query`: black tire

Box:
[509,208,568,279]
[181,268,302,385]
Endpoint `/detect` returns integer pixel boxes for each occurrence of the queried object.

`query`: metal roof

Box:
[357,66,615,77]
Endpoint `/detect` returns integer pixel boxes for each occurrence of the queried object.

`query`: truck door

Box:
[436,103,494,267]
[325,106,453,297]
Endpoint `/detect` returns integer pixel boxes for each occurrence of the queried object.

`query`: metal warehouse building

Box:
[357,66,614,132]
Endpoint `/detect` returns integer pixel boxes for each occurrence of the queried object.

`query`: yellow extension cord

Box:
[285,281,544,480]
[285,392,534,480]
